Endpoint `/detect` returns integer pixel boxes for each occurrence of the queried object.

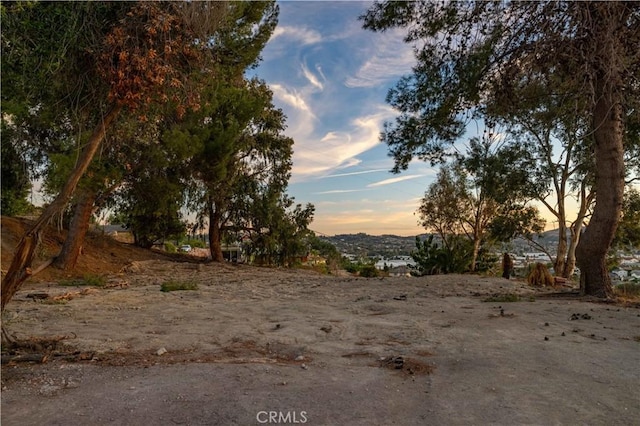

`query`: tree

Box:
[1,1,232,311]
[1,125,32,216]
[362,1,640,298]
[49,2,278,269]
[417,165,493,272]
[486,79,595,278]
[108,123,192,249]
[411,234,474,276]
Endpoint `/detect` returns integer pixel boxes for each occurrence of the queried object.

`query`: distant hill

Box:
[319,229,566,259]
[318,233,429,258]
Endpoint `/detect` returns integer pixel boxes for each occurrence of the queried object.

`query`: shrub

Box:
[164,242,177,253]
[359,264,379,278]
[160,280,198,292]
[614,283,640,297]
[82,274,106,287]
[59,274,106,287]
[527,263,554,287]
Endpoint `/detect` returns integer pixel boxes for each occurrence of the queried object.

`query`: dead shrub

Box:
[527,263,555,287]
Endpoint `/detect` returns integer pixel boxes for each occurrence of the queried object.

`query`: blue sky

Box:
[251,1,438,236]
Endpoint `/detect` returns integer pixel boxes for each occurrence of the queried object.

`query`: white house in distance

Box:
[375,256,416,270]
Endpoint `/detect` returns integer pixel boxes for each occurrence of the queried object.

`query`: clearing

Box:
[1,217,639,425]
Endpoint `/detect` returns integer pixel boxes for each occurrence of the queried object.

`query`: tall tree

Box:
[362,1,640,298]
[167,1,280,261]
[0,124,33,216]
[486,71,596,278]
[1,1,231,311]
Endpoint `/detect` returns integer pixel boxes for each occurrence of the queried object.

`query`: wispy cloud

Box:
[345,29,415,89]
[367,174,425,187]
[271,25,322,45]
[322,169,388,179]
[270,84,313,115]
[314,189,371,195]
[301,62,324,91]
[281,105,396,182]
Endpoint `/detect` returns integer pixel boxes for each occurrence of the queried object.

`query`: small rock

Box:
[544,336,549,341]
[156,347,168,356]
[301,364,308,370]
[295,355,305,361]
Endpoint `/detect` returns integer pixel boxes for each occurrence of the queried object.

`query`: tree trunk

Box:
[555,221,567,277]
[575,4,626,299]
[564,188,593,278]
[208,201,224,262]
[1,105,121,312]
[52,188,97,271]
[470,236,481,272]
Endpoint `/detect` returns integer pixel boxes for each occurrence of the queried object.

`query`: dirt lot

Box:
[1,217,640,425]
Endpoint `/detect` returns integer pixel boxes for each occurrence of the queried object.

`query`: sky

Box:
[249,1,437,237]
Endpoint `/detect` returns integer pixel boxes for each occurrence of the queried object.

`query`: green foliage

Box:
[182,239,206,249]
[342,259,379,277]
[160,280,198,292]
[59,274,106,287]
[164,242,177,253]
[411,235,472,275]
[613,188,640,249]
[416,161,522,272]
[0,125,33,216]
[308,235,342,268]
[83,274,107,287]
[359,264,380,278]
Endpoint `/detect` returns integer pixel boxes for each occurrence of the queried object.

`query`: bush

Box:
[82,274,106,287]
[527,263,554,287]
[411,235,471,275]
[359,264,379,278]
[164,242,177,253]
[59,274,106,287]
[160,280,198,292]
[182,239,206,249]
[614,282,640,297]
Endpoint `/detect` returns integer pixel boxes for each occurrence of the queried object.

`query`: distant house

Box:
[388,265,412,277]
[221,244,243,262]
[102,224,133,243]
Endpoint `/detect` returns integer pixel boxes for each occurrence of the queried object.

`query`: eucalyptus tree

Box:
[418,141,545,273]
[1,1,232,311]
[362,1,640,297]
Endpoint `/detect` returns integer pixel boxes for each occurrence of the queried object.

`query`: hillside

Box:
[319,230,563,259]
[0,216,183,285]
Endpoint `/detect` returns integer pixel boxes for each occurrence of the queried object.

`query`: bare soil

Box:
[1,217,639,425]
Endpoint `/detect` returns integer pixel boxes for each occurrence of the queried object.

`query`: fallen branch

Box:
[1,353,49,364]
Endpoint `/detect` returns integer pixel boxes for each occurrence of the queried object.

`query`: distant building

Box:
[388,265,412,277]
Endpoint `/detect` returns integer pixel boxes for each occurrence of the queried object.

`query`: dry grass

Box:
[527,263,555,287]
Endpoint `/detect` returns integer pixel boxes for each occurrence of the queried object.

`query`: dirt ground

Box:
[1,217,640,425]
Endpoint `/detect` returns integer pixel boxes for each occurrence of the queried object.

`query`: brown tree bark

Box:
[575,4,627,299]
[554,221,568,278]
[564,186,594,278]
[208,199,224,262]
[52,188,98,271]
[1,105,121,311]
